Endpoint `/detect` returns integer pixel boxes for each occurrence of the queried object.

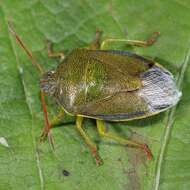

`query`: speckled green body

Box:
[40,48,181,121]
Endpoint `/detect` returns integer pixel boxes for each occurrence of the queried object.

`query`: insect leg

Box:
[96,119,153,160]
[39,91,55,149]
[100,32,160,49]
[40,109,65,142]
[87,28,102,50]
[50,109,65,126]
[76,116,102,165]
[45,40,65,60]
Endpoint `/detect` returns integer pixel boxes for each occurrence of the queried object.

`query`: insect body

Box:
[9,25,181,165]
[41,49,181,121]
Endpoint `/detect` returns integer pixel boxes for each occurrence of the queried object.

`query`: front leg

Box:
[87,28,102,50]
[100,32,160,49]
[40,109,65,144]
[45,40,65,60]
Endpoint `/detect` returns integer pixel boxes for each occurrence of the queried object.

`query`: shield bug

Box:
[9,23,181,166]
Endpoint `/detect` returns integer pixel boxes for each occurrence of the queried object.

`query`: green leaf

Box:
[0,1,190,189]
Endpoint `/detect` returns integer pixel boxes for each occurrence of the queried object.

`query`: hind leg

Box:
[96,119,153,160]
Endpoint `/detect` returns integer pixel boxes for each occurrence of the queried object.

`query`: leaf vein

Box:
[154,43,190,190]
[6,19,45,190]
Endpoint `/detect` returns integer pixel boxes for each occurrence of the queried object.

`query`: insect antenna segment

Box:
[8,21,44,74]
[8,21,53,147]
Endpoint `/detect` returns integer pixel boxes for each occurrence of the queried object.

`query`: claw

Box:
[91,149,103,166]
[39,127,48,143]
[141,144,153,160]
[147,31,160,45]
[47,131,55,149]
[39,126,55,149]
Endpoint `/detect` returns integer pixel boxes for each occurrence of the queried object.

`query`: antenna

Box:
[8,21,43,75]
[8,21,54,147]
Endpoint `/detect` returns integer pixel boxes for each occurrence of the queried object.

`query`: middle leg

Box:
[76,116,102,166]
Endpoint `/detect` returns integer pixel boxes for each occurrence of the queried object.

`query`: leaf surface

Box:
[0,1,190,189]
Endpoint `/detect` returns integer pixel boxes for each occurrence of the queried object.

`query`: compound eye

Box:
[47,70,56,78]
[47,73,51,77]
[50,70,56,74]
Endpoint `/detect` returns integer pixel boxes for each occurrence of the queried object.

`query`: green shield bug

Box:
[9,23,181,166]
